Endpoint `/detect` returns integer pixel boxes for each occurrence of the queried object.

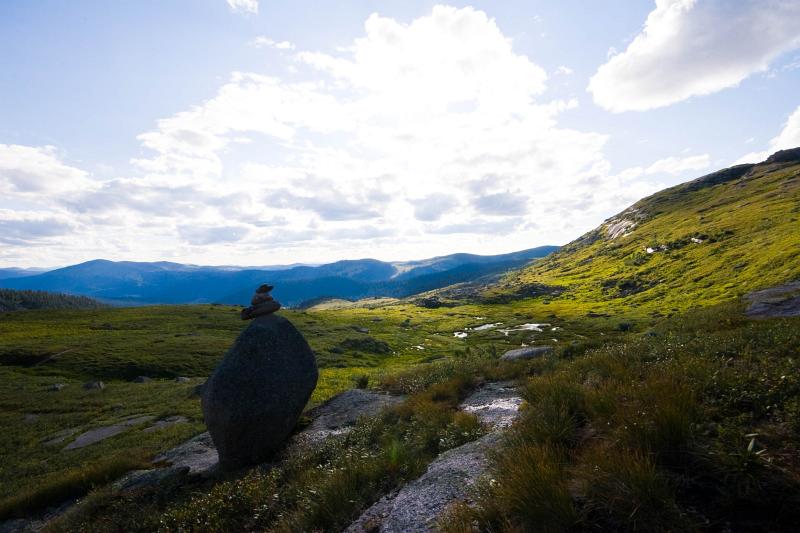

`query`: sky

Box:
[1,0,800,268]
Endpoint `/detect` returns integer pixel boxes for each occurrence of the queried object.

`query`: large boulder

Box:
[202,313,318,470]
[500,345,553,361]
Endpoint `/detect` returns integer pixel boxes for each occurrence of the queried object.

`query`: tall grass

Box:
[446,304,800,531]
[0,454,149,520]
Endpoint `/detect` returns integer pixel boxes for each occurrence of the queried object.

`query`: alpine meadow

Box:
[1,2,799,532]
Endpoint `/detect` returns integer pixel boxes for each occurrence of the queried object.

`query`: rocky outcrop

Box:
[347,434,502,533]
[298,389,404,444]
[745,281,800,318]
[346,382,522,533]
[765,147,800,164]
[154,389,404,478]
[154,432,219,476]
[500,345,553,361]
[459,381,523,428]
[63,415,155,450]
[202,286,318,470]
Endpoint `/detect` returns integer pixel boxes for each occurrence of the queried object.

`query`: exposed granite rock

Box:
[764,147,800,164]
[143,415,189,433]
[63,415,155,450]
[298,389,404,444]
[500,345,553,361]
[346,382,523,532]
[459,381,523,429]
[202,307,318,470]
[42,428,79,447]
[112,467,190,494]
[82,381,104,390]
[745,281,800,318]
[154,431,219,476]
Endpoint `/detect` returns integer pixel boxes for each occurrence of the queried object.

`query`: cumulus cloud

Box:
[178,224,251,245]
[1,6,673,265]
[473,191,528,216]
[412,194,459,222]
[589,0,800,112]
[735,104,800,164]
[0,211,75,245]
[226,0,258,14]
[0,144,90,194]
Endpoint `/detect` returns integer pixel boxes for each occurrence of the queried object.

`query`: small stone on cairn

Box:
[241,284,281,320]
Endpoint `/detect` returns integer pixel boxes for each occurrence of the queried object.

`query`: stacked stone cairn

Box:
[240,284,281,320]
[202,284,318,470]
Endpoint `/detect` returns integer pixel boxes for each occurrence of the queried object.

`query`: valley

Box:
[1,151,799,531]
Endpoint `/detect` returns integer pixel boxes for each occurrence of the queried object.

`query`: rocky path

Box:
[346,381,522,533]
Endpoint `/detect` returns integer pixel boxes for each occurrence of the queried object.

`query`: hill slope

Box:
[465,149,800,315]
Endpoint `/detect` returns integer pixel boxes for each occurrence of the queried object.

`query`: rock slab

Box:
[154,431,219,476]
[460,381,523,429]
[299,389,404,444]
[346,382,523,533]
[745,281,800,318]
[500,345,553,361]
[63,415,155,450]
[202,313,318,470]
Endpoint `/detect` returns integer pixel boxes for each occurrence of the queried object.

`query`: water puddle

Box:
[498,323,550,336]
[470,322,503,331]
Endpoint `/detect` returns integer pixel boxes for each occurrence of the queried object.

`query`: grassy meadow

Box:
[27,302,800,532]
[1,159,798,528]
[0,298,614,518]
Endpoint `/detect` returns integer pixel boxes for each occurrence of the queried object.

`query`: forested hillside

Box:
[0,289,106,312]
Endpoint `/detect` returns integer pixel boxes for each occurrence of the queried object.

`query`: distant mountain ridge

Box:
[0,247,558,307]
[0,267,50,281]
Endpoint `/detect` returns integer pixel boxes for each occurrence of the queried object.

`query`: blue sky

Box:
[1,0,799,267]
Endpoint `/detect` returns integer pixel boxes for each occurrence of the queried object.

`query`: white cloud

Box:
[589,0,800,112]
[0,210,75,245]
[608,153,710,185]
[554,66,573,75]
[252,37,295,50]
[735,104,800,164]
[0,144,90,194]
[1,6,670,266]
[226,0,258,14]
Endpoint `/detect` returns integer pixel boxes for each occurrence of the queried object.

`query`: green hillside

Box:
[479,153,799,316]
[2,152,799,530]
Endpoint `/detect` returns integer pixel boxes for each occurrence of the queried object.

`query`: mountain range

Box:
[0,246,558,307]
